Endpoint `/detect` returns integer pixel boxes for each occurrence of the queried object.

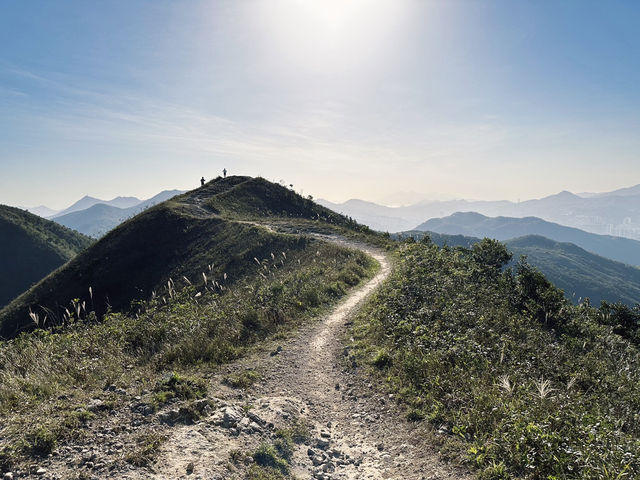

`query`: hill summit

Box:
[0,176,358,338]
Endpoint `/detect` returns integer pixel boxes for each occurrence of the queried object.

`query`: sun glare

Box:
[252,0,411,77]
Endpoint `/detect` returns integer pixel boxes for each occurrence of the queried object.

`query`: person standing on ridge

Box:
[223,168,227,178]
[200,176,205,187]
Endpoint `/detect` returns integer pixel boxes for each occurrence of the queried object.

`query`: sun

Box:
[294,0,369,32]
[253,0,410,75]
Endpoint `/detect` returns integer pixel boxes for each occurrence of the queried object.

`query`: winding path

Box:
[131,237,469,480]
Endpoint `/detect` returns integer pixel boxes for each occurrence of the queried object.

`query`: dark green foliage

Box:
[0,205,92,309]
[470,239,512,276]
[599,301,640,345]
[401,231,640,306]
[252,440,291,474]
[354,242,640,479]
[153,372,207,406]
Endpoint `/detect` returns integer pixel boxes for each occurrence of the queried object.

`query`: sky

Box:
[1,0,640,209]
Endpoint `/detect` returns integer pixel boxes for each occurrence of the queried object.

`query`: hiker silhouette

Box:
[200,177,205,187]
[223,168,227,178]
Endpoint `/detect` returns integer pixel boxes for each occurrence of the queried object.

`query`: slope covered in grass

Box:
[353,238,640,479]
[0,176,370,339]
[0,239,377,469]
[0,205,93,309]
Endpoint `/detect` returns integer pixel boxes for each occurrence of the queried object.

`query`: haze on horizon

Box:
[1,0,639,210]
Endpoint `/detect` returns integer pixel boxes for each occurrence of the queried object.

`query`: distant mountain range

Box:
[318,183,640,239]
[53,190,184,237]
[0,205,93,310]
[416,212,640,266]
[50,195,142,218]
[398,230,640,306]
[25,205,60,217]
[24,190,185,237]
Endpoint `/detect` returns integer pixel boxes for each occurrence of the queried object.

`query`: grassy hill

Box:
[0,176,379,470]
[0,176,368,338]
[398,230,640,306]
[353,239,640,479]
[0,205,93,309]
[416,211,640,266]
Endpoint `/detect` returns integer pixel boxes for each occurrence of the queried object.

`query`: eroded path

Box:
[30,237,469,480]
[122,239,469,480]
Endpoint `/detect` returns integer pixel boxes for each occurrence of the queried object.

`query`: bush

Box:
[252,442,289,474]
[353,242,640,479]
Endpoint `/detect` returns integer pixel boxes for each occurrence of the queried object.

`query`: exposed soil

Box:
[12,237,470,480]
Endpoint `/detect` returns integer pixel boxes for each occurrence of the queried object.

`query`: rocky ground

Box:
[3,241,470,480]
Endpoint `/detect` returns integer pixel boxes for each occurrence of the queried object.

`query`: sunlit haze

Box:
[1,1,639,209]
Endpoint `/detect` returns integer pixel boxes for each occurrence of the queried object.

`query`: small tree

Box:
[471,238,512,274]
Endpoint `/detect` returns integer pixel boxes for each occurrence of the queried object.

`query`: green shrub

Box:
[223,369,260,389]
[24,426,57,457]
[152,372,207,407]
[252,442,289,474]
[124,433,165,466]
[353,242,640,479]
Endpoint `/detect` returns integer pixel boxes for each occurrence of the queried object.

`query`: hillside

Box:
[0,176,382,475]
[53,190,184,237]
[398,230,640,306]
[0,205,93,309]
[416,211,640,266]
[0,177,365,338]
[506,235,640,305]
[353,239,640,478]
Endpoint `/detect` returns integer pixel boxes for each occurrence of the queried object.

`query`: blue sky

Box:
[1,0,639,208]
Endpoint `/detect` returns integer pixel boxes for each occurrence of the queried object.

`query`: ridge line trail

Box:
[139,237,469,480]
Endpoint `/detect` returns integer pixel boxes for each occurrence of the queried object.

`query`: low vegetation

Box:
[248,417,309,479]
[353,237,640,479]
[399,230,640,306]
[0,240,376,469]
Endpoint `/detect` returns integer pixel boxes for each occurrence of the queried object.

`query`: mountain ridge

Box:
[416,211,640,266]
[52,189,185,237]
[319,184,640,239]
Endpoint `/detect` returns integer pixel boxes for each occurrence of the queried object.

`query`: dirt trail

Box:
[26,238,469,480]
[124,239,469,480]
